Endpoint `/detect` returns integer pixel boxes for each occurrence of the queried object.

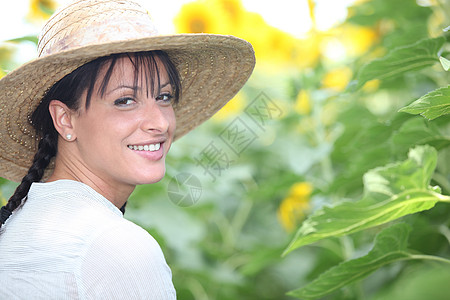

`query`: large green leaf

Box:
[391,117,450,155]
[399,85,450,120]
[283,145,450,255]
[287,223,413,300]
[371,264,450,300]
[352,37,445,90]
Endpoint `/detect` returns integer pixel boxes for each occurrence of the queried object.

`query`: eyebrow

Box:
[159,81,172,89]
[105,85,138,95]
[106,81,171,95]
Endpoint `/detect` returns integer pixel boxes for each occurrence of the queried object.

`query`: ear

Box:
[48,100,76,141]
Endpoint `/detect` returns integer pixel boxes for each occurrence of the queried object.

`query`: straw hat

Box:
[0,0,255,182]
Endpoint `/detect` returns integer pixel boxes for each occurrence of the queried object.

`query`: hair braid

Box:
[0,133,57,227]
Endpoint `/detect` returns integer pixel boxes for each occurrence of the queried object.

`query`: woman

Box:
[0,0,255,298]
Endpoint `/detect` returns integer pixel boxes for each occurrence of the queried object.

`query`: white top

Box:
[0,180,176,299]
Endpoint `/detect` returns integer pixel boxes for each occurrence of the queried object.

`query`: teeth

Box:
[128,143,161,152]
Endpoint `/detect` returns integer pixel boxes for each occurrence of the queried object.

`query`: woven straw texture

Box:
[0,0,255,182]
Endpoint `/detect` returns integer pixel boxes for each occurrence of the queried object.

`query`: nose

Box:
[140,100,170,134]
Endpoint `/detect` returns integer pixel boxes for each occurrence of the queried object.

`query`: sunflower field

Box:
[1,0,450,299]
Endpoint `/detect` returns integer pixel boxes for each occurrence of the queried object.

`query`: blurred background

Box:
[1,0,449,299]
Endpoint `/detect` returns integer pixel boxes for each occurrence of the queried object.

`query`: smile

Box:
[127,143,161,151]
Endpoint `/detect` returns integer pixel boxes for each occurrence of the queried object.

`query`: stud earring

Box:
[66,134,72,140]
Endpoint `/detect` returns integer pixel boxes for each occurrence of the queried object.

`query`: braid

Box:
[120,202,127,214]
[0,133,57,227]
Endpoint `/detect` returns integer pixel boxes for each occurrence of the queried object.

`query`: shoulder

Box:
[89,219,165,262]
[78,220,176,299]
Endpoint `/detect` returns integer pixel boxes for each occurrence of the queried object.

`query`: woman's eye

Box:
[114,97,135,106]
[156,93,173,103]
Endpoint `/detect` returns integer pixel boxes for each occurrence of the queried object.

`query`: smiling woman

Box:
[39,51,180,207]
[0,0,254,298]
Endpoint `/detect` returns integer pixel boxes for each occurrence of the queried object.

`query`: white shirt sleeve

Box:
[78,221,176,300]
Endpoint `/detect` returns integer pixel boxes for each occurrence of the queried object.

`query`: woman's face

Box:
[70,56,176,189]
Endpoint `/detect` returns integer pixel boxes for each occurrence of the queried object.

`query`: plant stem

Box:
[409,254,450,265]
[186,278,209,300]
[437,195,450,204]
[231,196,253,239]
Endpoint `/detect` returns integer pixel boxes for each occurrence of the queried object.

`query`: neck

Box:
[47,152,134,210]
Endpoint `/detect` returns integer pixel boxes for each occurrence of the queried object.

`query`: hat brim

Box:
[0,33,255,182]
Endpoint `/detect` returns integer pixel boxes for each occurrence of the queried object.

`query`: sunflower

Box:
[322,67,353,91]
[362,79,380,93]
[174,1,230,34]
[277,182,312,232]
[291,34,321,69]
[214,0,246,32]
[234,12,268,55]
[212,92,245,122]
[339,24,379,57]
[27,0,57,24]
[246,21,300,67]
[294,90,312,115]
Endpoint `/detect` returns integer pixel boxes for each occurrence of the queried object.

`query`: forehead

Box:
[98,55,168,87]
[95,55,168,96]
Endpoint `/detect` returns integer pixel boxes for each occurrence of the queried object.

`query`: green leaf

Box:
[6,36,39,45]
[439,56,450,71]
[371,264,450,300]
[352,37,445,90]
[287,223,413,300]
[283,145,449,255]
[391,117,450,155]
[399,85,450,120]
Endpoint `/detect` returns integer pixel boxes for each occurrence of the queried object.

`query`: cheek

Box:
[81,113,131,143]
[166,107,177,133]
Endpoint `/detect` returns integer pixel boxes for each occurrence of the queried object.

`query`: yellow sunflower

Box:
[234,11,270,57]
[339,24,379,57]
[277,182,312,232]
[174,0,230,34]
[294,90,312,115]
[362,79,380,93]
[322,67,353,91]
[27,0,57,24]
[291,34,322,69]
[212,92,245,122]
[214,0,246,32]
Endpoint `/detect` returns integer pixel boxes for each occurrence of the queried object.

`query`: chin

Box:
[134,168,166,185]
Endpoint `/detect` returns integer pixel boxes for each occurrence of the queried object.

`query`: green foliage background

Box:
[1,0,449,299]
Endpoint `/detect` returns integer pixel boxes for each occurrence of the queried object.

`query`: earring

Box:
[66,134,72,140]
